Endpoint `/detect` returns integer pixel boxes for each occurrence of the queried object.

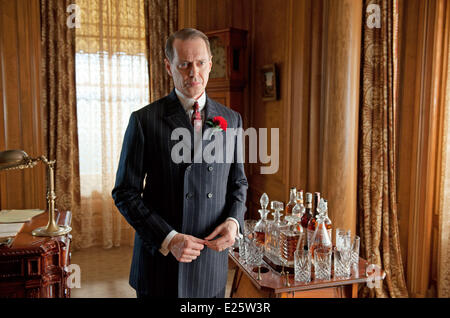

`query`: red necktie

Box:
[191,101,202,128]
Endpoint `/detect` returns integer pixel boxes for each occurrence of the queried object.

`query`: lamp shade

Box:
[0,150,30,170]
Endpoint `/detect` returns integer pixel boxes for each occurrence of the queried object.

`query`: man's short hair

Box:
[165,28,212,63]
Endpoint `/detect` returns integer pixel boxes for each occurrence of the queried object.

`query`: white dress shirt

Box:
[158,89,241,256]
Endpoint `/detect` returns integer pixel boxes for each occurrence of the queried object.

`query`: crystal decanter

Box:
[320,199,332,242]
[307,192,321,249]
[265,201,285,261]
[284,187,297,220]
[280,204,304,267]
[295,190,306,217]
[254,193,270,245]
[309,198,333,259]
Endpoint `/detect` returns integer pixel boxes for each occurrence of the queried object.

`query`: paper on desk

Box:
[0,209,44,223]
[0,222,24,238]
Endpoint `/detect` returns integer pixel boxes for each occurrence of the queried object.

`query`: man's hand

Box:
[169,234,206,263]
[204,220,238,252]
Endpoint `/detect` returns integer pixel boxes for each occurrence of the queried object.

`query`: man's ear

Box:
[164,58,173,77]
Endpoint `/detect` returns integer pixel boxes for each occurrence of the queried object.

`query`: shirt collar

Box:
[175,88,206,113]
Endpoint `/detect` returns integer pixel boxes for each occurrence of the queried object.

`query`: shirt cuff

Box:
[159,230,178,256]
[226,217,242,239]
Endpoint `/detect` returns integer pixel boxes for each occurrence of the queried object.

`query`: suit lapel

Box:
[203,96,222,127]
[162,90,194,157]
[163,90,194,135]
[203,95,224,141]
[162,91,226,163]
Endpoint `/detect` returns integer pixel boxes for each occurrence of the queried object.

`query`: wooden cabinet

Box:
[205,28,248,116]
[0,211,72,298]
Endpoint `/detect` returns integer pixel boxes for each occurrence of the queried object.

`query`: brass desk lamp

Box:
[0,149,71,236]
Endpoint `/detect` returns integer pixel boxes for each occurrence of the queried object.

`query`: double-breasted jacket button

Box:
[207,193,213,199]
[186,193,193,199]
[208,166,213,172]
[186,165,192,172]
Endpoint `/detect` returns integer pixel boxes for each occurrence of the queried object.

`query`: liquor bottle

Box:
[295,190,305,218]
[296,189,303,204]
[307,192,321,249]
[281,198,305,266]
[309,200,332,259]
[300,192,313,232]
[313,192,321,215]
[321,199,332,242]
[255,193,270,245]
[284,187,297,218]
[259,193,271,250]
[280,222,303,266]
[260,192,269,210]
[254,209,269,245]
[286,195,304,233]
[265,201,285,260]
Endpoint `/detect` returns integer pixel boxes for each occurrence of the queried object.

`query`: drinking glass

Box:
[247,239,264,266]
[238,236,249,264]
[314,248,332,280]
[333,248,352,279]
[351,235,360,266]
[294,249,311,283]
[336,228,351,251]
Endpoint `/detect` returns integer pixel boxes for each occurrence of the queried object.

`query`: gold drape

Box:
[144,0,178,101]
[74,0,150,249]
[41,0,82,246]
[358,0,408,297]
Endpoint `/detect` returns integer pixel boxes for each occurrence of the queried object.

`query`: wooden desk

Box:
[229,250,384,298]
[0,211,72,298]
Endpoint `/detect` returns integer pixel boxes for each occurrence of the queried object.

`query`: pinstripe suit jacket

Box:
[112,90,248,297]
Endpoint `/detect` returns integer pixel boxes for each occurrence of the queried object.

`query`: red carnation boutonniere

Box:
[206,116,227,132]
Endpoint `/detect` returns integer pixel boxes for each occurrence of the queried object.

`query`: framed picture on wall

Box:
[261,64,278,101]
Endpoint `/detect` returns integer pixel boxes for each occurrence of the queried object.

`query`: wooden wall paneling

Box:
[0,0,45,210]
[246,0,294,218]
[230,0,252,32]
[398,0,449,298]
[412,0,448,298]
[195,0,231,32]
[288,0,312,193]
[178,0,197,29]
[319,0,362,233]
[306,0,324,194]
[412,0,442,298]
[403,0,429,297]
[0,2,5,210]
[434,0,450,297]
[245,0,257,218]
[0,0,23,209]
[195,0,252,33]
[397,0,420,272]
[17,0,44,210]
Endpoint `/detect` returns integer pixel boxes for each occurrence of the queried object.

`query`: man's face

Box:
[165,37,212,99]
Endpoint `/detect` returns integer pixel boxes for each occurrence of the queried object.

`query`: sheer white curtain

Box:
[75,0,149,248]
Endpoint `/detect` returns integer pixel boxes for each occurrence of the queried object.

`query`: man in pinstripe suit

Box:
[112,28,248,298]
